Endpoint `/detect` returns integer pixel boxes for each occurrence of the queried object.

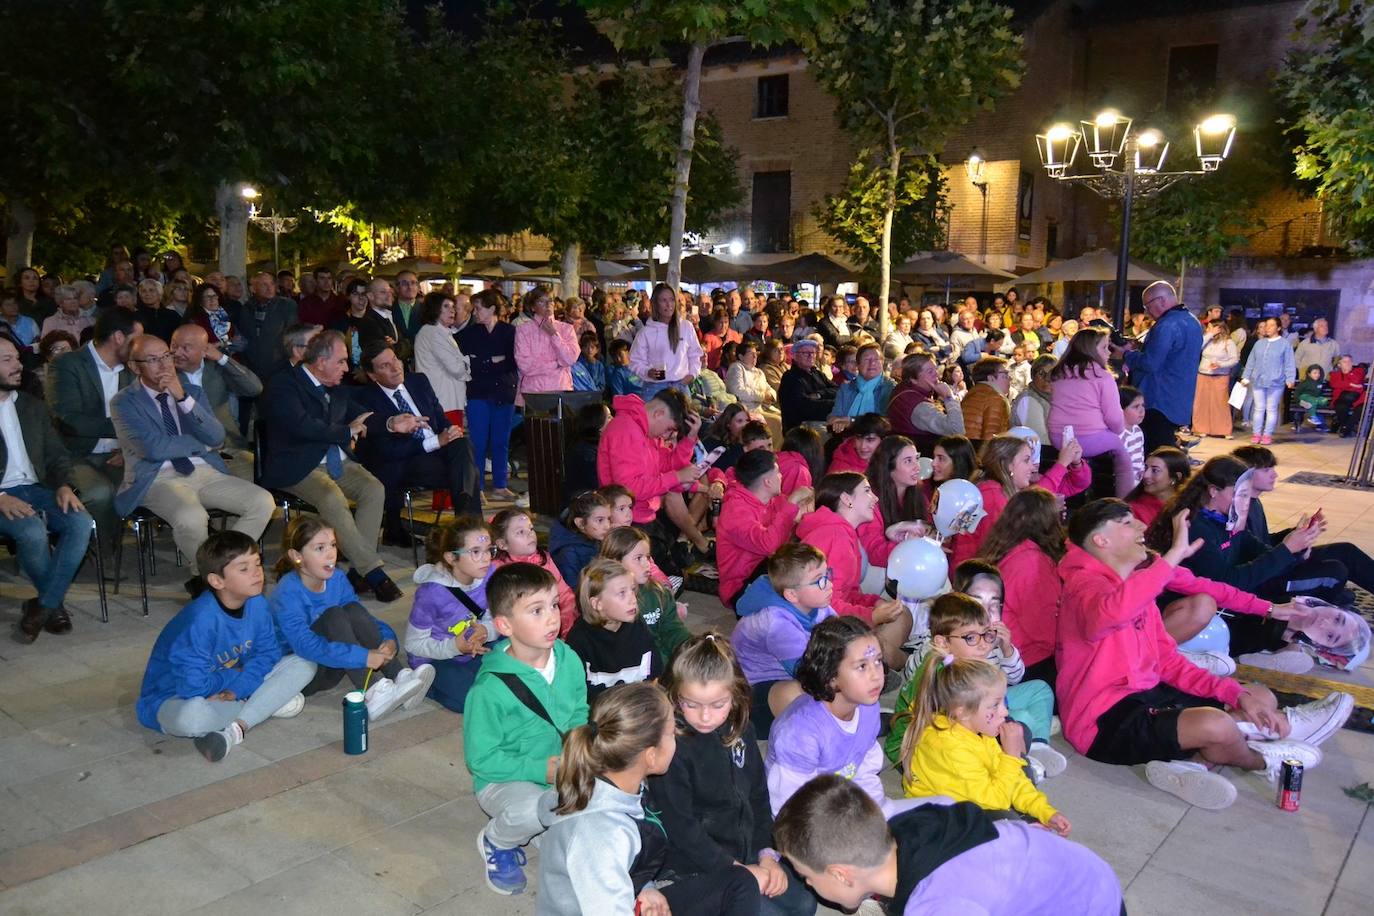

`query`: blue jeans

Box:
[1006,678,1054,744]
[1249,385,1284,436]
[640,379,688,401]
[466,399,515,490]
[0,484,93,610]
[426,656,481,712]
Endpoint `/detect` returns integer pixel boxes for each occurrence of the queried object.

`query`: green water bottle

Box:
[343,690,368,754]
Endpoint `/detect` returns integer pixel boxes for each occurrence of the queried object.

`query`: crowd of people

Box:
[4,247,1372,915]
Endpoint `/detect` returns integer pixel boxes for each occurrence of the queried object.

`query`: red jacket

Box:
[827,437,870,476]
[777,451,813,497]
[1055,546,1245,754]
[998,540,1062,667]
[796,506,878,622]
[1128,492,1165,528]
[1330,366,1367,408]
[948,462,1090,567]
[597,395,696,524]
[715,478,800,607]
[493,552,579,637]
[857,503,901,568]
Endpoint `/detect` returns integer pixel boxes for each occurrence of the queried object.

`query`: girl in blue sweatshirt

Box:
[270,516,434,722]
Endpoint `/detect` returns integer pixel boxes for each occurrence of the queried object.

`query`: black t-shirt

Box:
[565,617,661,700]
[887,802,999,910]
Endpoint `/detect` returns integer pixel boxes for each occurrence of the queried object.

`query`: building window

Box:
[751,171,792,253]
[1166,44,1218,109]
[756,74,789,119]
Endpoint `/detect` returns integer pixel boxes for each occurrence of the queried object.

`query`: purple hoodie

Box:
[731,576,835,684]
[404,564,495,667]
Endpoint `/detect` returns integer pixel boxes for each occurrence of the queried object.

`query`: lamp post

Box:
[966,150,989,264]
[1034,110,1236,328]
[242,187,299,270]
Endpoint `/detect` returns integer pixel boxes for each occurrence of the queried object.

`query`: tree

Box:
[577,0,860,289]
[1278,0,1374,251]
[816,152,951,276]
[801,0,1023,335]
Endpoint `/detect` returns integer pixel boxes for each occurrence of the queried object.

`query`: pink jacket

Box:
[777,451,813,497]
[513,318,579,404]
[1047,365,1124,447]
[1055,546,1245,754]
[827,438,870,476]
[716,478,800,607]
[597,395,696,524]
[998,540,1062,667]
[948,463,1090,567]
[493,552,579,637]
[796,506,878,623]
[857,503,899,568]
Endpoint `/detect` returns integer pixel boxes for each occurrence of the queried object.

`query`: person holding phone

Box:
[630,283,704,400]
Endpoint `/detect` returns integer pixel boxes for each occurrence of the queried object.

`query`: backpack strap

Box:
[445,584,486,621]
[493,672,565,741]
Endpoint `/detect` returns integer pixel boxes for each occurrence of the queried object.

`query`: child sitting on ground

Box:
[765,616,921,819]
[490,508,579,637]
[536,682,762,916]
[772,776,1123,915]
[405,517,496,713]
[270,517,431,721]
[463,563,589,897]
[566,558,660,699]
[549,490,613,592]
[732,543,836,735]
[899,654,1069,834]
[600,483,680,594]
[651,634,816,916]
[600,526,692,664]
[1119,385,1146,489]
[136,532,317,763]
[716,449,814,608]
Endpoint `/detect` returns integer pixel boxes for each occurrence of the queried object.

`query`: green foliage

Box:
[816,153,950,270]
[1344,782,1374,804]
[1278,0,1374,249]
[577,0,858,51]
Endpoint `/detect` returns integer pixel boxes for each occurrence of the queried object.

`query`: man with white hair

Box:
[1117,281,1203,454]
[1294,318,1340,374]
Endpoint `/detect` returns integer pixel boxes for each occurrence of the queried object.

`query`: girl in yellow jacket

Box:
[899,655,1072,836]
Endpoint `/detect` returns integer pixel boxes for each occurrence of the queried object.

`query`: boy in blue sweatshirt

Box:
[730,543,836,734]
[462,563,589,896]
[135,532,317,763]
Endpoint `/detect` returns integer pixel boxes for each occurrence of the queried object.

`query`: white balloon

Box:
[887,536,948,600]
[932,478,986,538]
[1007,426,1041,466]
[1177,613,1231,656]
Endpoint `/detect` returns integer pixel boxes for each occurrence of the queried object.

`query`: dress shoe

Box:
[381,529,422,549]
[43,606,73,635]
[371,575,404,603]
[346,567,373,595]
[14,598,46,644]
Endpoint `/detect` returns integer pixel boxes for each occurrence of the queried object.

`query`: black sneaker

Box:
[372,575,404,603]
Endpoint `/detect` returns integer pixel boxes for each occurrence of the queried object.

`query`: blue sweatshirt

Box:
[136,591,282,731]
[549,517,599,590]
[1242,336,1297,390]
[572,356,607,393]
[269,570,396,670]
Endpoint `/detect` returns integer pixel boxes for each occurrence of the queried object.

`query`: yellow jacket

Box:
[902,715,1058,825]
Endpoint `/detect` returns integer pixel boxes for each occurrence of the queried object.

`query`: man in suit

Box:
[259,330,402,602]
[112,335,275,595]
[170,324,263,479]
[355,342,480,544]
[392,271,425,341]
[0,332,94,643]
[358,278,409,360]
[238,271,299,383]
[48,308,142,555]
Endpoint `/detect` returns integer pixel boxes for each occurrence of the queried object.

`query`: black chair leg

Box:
[90,519,108,624]
[134,518,150,618]
[405,491,419,567]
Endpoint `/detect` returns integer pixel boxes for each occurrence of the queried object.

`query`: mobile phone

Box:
[698,446,727,469]
[1063,425,1076,443]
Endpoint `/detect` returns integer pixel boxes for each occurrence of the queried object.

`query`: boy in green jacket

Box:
[462,563,589,897]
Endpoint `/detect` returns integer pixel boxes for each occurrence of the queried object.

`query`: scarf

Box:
[849,373,884,416]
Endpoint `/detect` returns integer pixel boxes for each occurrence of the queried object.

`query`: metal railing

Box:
[1344,385,1374,486]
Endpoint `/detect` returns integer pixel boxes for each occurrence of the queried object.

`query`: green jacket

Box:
[462,640,589,793]
[638,580,691,665]
[0,391,76,490]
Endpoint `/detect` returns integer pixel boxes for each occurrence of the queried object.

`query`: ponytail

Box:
[555,682,672,814]
[1143,455,1245,552]
[897,656,1005,779]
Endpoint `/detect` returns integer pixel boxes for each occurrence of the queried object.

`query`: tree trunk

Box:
[561,242,581,300]
[666,42,707,292]
[215,181,249,282]
[5,198,35,280]
[878,142,902,341]
[1177,256,1188,298]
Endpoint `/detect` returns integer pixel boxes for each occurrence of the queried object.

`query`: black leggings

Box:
[659,864,761,916]
[302,602,403,695]
[1256,541,1374,603]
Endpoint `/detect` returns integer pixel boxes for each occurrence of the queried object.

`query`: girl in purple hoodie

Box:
[404,517,497,713]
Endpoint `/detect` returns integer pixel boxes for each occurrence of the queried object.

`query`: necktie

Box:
[156,393,196,475]
[392,389,425,439]
[321,387,343,479]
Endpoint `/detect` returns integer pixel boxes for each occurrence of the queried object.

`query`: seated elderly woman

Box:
[829,342,894,432]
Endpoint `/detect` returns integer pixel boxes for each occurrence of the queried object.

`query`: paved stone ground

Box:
[1,431,1372,915]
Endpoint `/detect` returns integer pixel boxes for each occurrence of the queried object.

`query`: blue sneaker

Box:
[477,829,528,895]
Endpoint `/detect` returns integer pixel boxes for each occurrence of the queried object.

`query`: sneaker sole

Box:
[1238,652,1314,674]
[403,666,436,711]
[476,830,523,896]
[1029,746,1069,778]
[1145,761,1237,809]
[194,731,230,763]
[366,691,406,722]
[1290,693,1355,748]
[271,696,305,718]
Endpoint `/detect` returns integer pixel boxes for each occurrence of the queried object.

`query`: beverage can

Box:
[343,690,369,755]
[1276,758,1303,811]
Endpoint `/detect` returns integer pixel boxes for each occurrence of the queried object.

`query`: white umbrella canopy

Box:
[508,258,642,281]
[373,256,451,280]
[892,250,1017,282]
[1014,249,1171,285]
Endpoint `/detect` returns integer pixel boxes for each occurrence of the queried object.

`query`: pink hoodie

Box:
[597,395,696,524]
[513,317,580,405]
[827,437,870,476]
[796,506,878,623]
[715,477,800,607]
[777,451,813,497]
[1055,546,1245,754]
[1047,364,1125,447]
[998,540,1062,667]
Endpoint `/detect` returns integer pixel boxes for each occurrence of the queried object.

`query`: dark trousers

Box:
[1332,391,1361,434]
[757,858,819,916]
[369,439,480,534]
[637,509,683,576]
[1257,541,1374,602]
[428,656,481,712]
[302,603,402,695]
[1140,408,1179,457]
[659,864,761,916]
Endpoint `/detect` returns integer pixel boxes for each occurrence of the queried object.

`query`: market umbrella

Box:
[508,258,642,281]
[621,252,762,285]
[465,257,542,279]
[892,250,1017,304]
[758,251,862,285]
[373,256,451,280]
[1013,249,1170,285]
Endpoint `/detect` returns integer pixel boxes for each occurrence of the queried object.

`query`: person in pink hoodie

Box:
[825,413,890,476]
[715,449,814,607]
[1056,497,1354,810]
[1047,329,1133,497]
[512,286,579,405]
[857,435,931,571]
[796,471,912,669]
[488,508,580,637]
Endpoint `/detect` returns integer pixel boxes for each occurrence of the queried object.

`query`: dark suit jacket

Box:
[48,346,134,459]
[393,300,425,340]
[186,357,262,448]
[357,309,405,349]
[259,365,366,489]
[110,382,229,516]
[352,372,453,469]
[0,391,75,490]
[238,296,299,381]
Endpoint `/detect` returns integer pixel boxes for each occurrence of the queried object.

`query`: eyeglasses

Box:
[453,546,498,559]
[133,353,174,365]
[802,568,834,590]
[953,629,998,647]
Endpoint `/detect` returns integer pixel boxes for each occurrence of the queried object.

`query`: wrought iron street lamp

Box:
[966,150,989,263]
[1034,110,1236,326]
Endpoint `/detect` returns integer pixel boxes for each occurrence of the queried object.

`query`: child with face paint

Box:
[490,508,579,637]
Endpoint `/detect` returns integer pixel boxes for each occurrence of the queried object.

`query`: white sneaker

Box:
[271,693,306,718]
[397,664,435,710]
[1024,753,1047,786]
[1238,650,1315,674]
[1145,760,1237,809]
[514,494,530,509]
[1247,738,1322,781]
[1283,692,1354,747]
[1050,715,1061,737]
[364,677,407,721]
[1180,650,1237,677]
[1028,742,1068,778]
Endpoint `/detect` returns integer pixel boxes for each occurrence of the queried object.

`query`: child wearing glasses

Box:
[731,543,836,735]
[566,558,660,700]
[269,516,432,721]
[403,517,499,713]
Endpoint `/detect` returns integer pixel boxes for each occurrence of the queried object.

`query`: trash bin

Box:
[522,391,606,517]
